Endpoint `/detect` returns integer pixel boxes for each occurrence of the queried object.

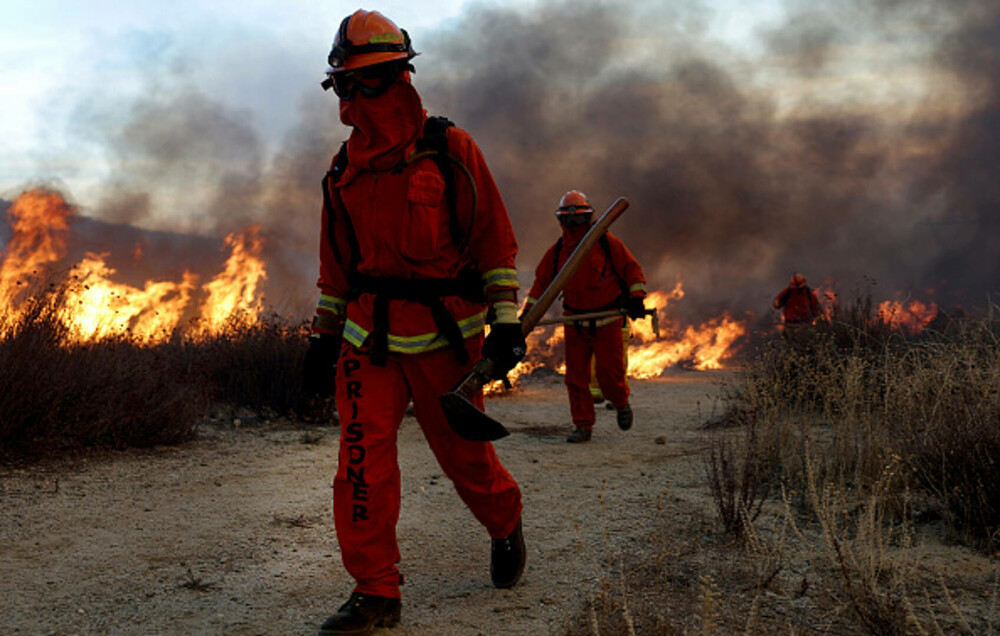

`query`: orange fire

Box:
[627,287,746,373]
[629,311,746,374]
[195,226,267,335]
[485,283,746,394]
[61,254,197,343]
[0,189,267,345]
[0,189,71,310]
[877,298,938,334]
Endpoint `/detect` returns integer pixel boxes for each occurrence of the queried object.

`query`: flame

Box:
[877,298,938,334]
[62,254,197,342]
[486,283,746,394]
[629,312,746,374]
[0,189,267,345]
[195,226,267,335]
[0,189,71,307]
[812,278,839,322]
[626,287,746,373]
[809,278,940,335]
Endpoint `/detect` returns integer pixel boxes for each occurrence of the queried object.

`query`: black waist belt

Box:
[563,297,625,337]
[352,271,485,366]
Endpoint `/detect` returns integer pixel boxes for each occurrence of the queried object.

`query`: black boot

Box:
[491,519,526,589]
[616,403,633,430]
[566,427,592,443]
[317,592,401,635]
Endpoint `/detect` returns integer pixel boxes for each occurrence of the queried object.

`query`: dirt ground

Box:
[1,370,729,635]
[4,370,998,635]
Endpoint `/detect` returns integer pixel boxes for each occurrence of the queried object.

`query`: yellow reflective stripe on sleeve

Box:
[341,310,488,354]
[629,282,647,294]
[342,321,369,348]
[481,267,518,289]
[318,294,347,314]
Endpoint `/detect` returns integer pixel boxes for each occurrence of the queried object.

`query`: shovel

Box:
[440,197,630,441]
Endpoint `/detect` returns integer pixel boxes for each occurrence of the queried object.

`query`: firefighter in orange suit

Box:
[590,327,630,405]
[524,191,647,443]
[773,273,820,325]
[301,11,526,635]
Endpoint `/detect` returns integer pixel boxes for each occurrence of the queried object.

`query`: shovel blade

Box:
[440,357,510,442]
[440,390,510,442]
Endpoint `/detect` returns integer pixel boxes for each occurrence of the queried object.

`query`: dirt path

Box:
[1,371,730,635]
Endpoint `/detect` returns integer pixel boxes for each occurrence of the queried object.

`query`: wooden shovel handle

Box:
[519,197,630,334]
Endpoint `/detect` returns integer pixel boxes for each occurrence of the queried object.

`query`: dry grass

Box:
[724,300,1000,550]
[704,417,777,537]
[568,296,1000,635]
[690,296,1000,633]
[0,286,314,462]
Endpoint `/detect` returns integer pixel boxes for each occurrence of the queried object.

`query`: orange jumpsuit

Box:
[773,284,820,324]
[314,78,522,599]
[526,227,646,430]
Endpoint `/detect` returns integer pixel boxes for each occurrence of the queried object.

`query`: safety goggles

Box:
[557,212,593,227]
[324,63,403,100]
[557,205,592,215]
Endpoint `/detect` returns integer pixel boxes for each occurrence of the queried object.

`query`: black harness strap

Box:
[553,234,629,336]
[353,271,484,365]
[371,293,391,365]
[416,116,466,248]
[322,143,359,267]
[321,117,481,366]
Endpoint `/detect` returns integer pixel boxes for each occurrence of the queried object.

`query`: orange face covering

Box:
[560,222,591,245]
[339,74,425,174]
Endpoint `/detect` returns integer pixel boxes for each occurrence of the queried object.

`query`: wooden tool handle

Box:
[519,197,630,335]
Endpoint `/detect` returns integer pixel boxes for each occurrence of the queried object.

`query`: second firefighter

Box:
[524,190,648,443]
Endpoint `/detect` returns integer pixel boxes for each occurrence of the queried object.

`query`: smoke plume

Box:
[410,0,1000,319]
[23,0,999,323]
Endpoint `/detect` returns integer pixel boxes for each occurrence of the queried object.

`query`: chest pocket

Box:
[575,246,609,291]
[402,169,446,262]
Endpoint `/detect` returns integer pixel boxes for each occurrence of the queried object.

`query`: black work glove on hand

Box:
[481,323,527,380]
[627,296,647,320]
[302,334,341,398]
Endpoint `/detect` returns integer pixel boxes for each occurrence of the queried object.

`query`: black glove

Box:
[302,334,341,398]
[627,296,647,320]
[481,323,527,380]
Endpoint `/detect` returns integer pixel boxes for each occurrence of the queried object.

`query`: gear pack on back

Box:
[781,286,817,323]
[322,115,470,261]
[321,115,484,365]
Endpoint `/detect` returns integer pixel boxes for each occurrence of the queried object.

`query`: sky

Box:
[0,1,469,196]
[0,0,783,204]
[1,0,997,318]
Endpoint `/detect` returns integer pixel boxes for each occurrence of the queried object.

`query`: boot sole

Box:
[317,608,401,635]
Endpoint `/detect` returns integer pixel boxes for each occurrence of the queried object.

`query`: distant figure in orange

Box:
[773,273,820,326]
[524,190,647,444]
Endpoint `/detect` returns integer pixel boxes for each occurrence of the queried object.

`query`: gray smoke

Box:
[410,0,999,319]
[51,0,1000,323]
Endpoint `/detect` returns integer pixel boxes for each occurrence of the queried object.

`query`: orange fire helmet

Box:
[325,10,418,74]
[790,273,807,287]
[555,190,594,216]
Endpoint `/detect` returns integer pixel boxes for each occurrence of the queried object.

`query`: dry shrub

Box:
[190,315,312,415]
[705,417,777,537]
[0,289,315,462]
[804,449,916,635]
[0,294,207,458]
[722,294,1000,550]
[880,321,1000,549]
